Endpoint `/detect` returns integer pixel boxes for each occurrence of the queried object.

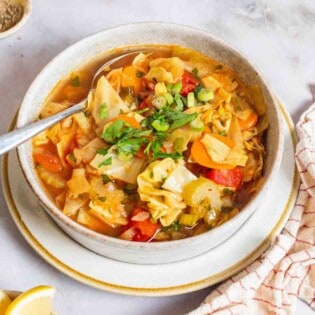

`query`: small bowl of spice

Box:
[0,0,31,39]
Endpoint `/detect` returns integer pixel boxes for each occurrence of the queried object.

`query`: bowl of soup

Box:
[17,23,283,264]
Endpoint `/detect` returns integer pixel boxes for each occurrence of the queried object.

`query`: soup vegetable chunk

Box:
[33,46,268,242]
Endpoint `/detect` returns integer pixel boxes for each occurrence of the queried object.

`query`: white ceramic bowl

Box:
[0,0,31,40]
[17,23,283,264]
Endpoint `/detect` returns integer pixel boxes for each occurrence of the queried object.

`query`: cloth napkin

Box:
[188,104,315,315]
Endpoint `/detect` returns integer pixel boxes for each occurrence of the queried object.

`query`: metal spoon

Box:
[0,50,143,156]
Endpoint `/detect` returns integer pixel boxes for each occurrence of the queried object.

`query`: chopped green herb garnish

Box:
[96,147,109,156]
[192,67,199,77]
[153,151,182,160]
[98,157,112,167]
[117,137,148,157]
[68,152,77,163]
[98,196,107,202]
[124,183,137,191]
[163,222,181,231]
[71,75,80,87]
[136,71,145,78]
[219,130,227,136]
[99,103,109,120]
[194,84,203,94]
[101,174,112,184]
[142,107,197,132]
[101,120,125,143]
[168,111,197,130]
[144,132,166,156]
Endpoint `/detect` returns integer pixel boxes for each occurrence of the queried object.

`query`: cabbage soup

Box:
[32,45,268,242]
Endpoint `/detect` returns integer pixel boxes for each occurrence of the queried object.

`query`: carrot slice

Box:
[121,65,142,95]
[238,111,258,130]
[191,134,235,170]
[111,115,141,129]
[208,133,235,148]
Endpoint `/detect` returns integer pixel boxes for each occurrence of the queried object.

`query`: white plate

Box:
[1,104,299,297]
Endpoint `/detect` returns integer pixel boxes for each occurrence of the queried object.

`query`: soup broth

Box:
[33,45,267,242]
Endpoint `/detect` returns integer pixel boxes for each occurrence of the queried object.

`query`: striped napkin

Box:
[188,104,315,314]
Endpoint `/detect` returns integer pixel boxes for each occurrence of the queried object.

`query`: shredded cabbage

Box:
[90,76,129,127]
[90,147,146,184]
[137,158,187,226]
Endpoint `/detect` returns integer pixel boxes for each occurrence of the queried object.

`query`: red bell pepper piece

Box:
[123,208,160,242]
[181,71,199,96]
[206,168,243,190]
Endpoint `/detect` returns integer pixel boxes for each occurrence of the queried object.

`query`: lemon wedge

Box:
[4,286,55,315]
[0,290,11,315]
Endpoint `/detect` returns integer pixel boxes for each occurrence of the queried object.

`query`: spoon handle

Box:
[0,101,85,156]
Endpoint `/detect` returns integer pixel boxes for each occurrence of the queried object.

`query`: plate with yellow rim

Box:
[1,104,299,297]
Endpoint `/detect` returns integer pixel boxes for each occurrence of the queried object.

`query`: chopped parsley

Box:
[101,120,152,160]
[96,147,109,156]
[192,67,199,77]
[162,222,181,231]
[98,196,107,202]
[68,152,77,163]
[194,84,203,95]
[101,120,125,143]
[123,183,137,192]
[71,75,80,87]
[153,151,182,160]
[98,157,112,167]
[141,107,197,132]
[101,174,112,184]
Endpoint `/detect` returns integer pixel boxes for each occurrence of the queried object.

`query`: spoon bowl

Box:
[0,50,142,156]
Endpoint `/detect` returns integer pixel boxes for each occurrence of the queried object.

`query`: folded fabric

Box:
[188,104,315,315]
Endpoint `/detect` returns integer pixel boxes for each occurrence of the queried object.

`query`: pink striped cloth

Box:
[188,105,315,315]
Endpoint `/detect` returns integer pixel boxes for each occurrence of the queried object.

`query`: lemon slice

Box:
[0,290,12,315]
[4,286,55,315]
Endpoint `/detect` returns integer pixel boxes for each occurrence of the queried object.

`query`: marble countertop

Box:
[0,0,314,314]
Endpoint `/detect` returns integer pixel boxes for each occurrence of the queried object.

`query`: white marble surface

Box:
[0,0,314,314]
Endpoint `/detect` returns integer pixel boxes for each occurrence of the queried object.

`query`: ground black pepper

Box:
[0,0,23,32]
